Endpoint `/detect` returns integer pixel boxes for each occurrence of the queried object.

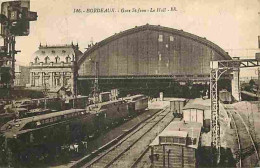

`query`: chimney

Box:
[258,36,260,49]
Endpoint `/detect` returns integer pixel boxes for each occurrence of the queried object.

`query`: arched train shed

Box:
[77,24,232,97]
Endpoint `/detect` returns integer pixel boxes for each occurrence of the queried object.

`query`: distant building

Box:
[29,43,82,97]
[14,65,30,87]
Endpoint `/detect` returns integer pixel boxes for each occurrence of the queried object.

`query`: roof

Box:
[78,24,231,65]
[150,121,202,149]
[169,98,187,102]
[183,103,210,110]
[99,92,111,95]
[1,109,86,134]
[87,99,126,111]
[123,94,145,101]
[31,44,83,63]
[66,95,88,100]
[13,108,28,111]
[159,130,188,138]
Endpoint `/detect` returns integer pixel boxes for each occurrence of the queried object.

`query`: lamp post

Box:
[89,58,99,104]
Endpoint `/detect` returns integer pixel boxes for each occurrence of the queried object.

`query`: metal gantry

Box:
[210,58,260,165]
[210,69,220,165]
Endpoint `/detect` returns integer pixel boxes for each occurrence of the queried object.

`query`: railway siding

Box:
[110,109,176,168]
[225,104,259,167]
[85,107,173,168]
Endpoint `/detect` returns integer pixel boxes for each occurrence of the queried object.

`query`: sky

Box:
[1,0,260,77]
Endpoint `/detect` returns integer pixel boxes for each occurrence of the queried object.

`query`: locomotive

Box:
[0,94,148,167]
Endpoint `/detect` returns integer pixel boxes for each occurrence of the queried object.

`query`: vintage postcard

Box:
[0,0,259,167]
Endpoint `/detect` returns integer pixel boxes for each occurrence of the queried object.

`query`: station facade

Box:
[29,43,82,96]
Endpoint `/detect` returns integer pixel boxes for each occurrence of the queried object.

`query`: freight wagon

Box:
[0,94,148,167]
[99,92,111,102]
[0,109,96,167]
[64,96,89,109]
[31,96,89,111]
[219,90,232,104]
[182,103,210,131]
[149,121,202,168]
[87,99,128,128]
[123,94,148,116]
[31,98,64,111]
[169,98,187,118]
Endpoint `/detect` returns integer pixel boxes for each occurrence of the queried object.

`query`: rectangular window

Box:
[158,35,163,42]
[173,137,178,143]
[166,137,173,143]
[170,36,174,41]
[159,137,166,143]
[179,138,186,144]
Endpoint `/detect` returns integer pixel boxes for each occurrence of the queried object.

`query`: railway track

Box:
[81,107,174,168]
[130,117,182,168]
[224,104,260,167]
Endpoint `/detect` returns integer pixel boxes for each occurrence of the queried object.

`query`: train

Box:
[0,96,89,127]
[123,94,148,115]
[219,90,232,104]
[0,94,148,167]
[31,96,89,111]
[169,98,187,118]
[86,99,129,129]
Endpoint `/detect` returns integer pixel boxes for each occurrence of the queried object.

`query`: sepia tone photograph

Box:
[0,0,260,167]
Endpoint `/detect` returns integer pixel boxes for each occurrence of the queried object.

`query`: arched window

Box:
[66,56,71,63]
[44,56,50,63]
[34,56,39,63]
[55,56,60,63]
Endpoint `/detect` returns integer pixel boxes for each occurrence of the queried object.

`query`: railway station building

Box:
[29,43,82,97]
[77,24,232,98]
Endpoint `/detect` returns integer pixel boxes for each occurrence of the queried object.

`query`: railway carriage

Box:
[87,99,128,127]
[64,96,89,109]
[0,94,149,166]
[149,121,202,168]
[123,94,148,115]
[31,98,64,111]
[0,109,96,166]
